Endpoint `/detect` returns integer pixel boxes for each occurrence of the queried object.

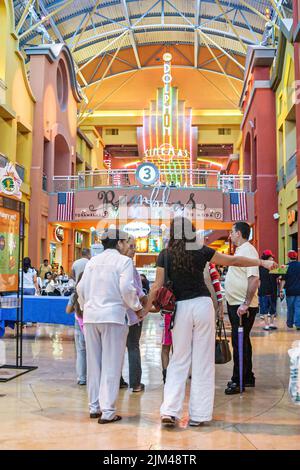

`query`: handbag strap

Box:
[216,319,228,341]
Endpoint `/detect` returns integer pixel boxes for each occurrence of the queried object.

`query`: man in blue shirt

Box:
[280,250,300,330]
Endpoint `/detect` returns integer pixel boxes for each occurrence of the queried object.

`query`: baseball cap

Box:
[262,249,274,258]
[288,250,298,259]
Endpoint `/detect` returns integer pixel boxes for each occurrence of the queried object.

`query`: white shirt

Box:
[22,268,37,289]
[224,241,259,307]
[77,249,143,325]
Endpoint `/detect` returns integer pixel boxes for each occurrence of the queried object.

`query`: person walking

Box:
[280,250,300,330]
[224,222,262,395]
[71,248,91,282]
[22,257,40,295]
[77,229,144,424]
[120,238,148,392]
[145,217,276,426]
[259,250,278,331]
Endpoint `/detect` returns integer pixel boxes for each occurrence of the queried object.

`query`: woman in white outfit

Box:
[77,229,144,424]
[145,217,276,427]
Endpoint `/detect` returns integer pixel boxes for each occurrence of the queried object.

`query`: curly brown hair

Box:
[168,217,198,273]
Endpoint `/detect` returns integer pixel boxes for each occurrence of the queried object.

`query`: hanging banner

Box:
[0,162,22,199]
[0,207,20,292]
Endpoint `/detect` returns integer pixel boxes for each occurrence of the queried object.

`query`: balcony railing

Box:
[51,169,252,193]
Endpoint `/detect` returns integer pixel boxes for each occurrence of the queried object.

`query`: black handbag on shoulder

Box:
[215,319,232,364]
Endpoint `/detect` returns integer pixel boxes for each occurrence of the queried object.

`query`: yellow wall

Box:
[198,125,241,153]
[76,126,105,171]
[0,0,35,256]
[275,41,297,264]
[102,126,137,145]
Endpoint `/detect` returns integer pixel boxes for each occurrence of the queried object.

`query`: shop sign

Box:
[0,162,22,199]
[74,188,223,222]
[136,163,159,186]
[288,210,297,226]
[75,231,84,245]
[54,226,64,243]
[123,222,151,238]
[0,207,19,293]
[144,144,189,161]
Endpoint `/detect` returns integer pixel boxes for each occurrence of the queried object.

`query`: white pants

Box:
[84,323,128,420]
[160,296,215,422]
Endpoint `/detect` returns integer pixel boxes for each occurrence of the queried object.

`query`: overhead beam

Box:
[238,0,279,30]
[16,0,35,35]
[78,34,128,122]
[18,0,74,40]
[79,71,139,123]
[121,0,141,69]
[199,29,245,71]
[39,0,64,42]
[194,0,201,68]
[215,0,247,53]
[270,0,286,20]
[78,29,129,72]
[71,0,103,52]
[200,31,241,98]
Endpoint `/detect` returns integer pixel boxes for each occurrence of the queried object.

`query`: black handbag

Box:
[215,319,232,364]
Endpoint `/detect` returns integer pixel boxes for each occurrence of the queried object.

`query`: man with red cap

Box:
[259,250,278,331]
[280,250,300,330]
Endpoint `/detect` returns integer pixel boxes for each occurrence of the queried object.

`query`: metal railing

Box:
[51,169,252,193]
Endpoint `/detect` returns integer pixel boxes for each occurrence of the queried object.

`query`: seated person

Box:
[45,273,61,295]
[42,271,53,288]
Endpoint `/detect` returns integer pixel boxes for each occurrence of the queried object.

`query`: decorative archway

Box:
[54,134,70,176]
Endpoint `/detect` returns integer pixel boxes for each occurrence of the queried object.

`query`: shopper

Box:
[145,217,276,427]
[22,257,40,295]
[280,250,300,330]
[71,248,91,282]
[66,272,86,385]
[259,250,278,331]
[224,222,261,395]
[120,237,148,392]
[161,261,224,386]
[38,259,52,281]
[77,229,144,424]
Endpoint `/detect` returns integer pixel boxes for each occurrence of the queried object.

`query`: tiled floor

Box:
[0,307,300,450]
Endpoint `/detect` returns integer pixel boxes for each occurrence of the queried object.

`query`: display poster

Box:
[0,207,20,292]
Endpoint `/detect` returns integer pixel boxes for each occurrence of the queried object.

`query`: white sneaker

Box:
[189,419,203,427]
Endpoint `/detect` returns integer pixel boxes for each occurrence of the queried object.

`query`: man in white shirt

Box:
[77,229,144,423]
[224,222,260,395]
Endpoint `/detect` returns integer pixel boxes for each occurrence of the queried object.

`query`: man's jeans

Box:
[126,322,143,388]
[74,318,86,383]
[286,296,300,328]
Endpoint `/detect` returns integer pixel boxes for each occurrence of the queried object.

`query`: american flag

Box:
[230,192,248,221]
[57,192,74,221]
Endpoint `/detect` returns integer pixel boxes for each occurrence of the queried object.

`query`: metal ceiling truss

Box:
[14,0,287,111]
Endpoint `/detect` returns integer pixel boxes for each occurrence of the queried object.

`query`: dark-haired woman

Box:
[145,217,276,427]
[22,257,40,295]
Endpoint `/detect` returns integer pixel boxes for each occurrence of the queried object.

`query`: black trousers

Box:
[227,304,258,384]
[126,321,143,388]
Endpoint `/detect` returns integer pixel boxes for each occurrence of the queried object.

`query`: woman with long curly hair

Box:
[145,217,276,427]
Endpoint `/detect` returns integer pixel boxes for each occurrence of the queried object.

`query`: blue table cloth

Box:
[0,296,75,337]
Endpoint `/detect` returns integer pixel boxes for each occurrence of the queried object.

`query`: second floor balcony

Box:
[51,169,252,194]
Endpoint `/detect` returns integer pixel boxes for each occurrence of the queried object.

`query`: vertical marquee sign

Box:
[137,53,199,186]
